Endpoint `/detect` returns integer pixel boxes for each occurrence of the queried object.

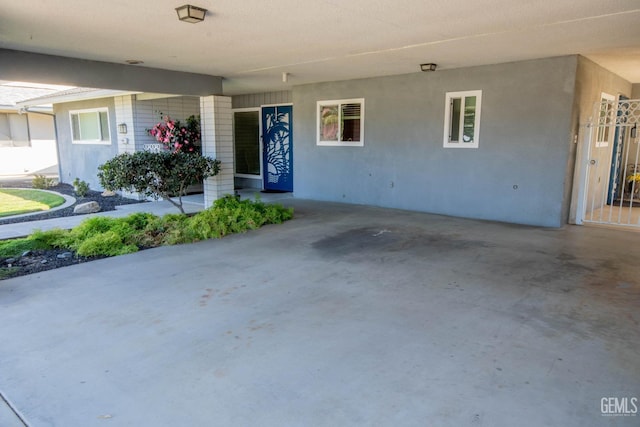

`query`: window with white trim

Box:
[70,108,111,144]
[596,92,615,148]
[443,90,482,148]
[317,99,364,146]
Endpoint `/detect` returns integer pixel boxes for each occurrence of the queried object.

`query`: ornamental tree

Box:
[98,151,221,214]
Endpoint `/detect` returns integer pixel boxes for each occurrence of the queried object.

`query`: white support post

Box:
[200,95,234,207]
[114,95,136,154]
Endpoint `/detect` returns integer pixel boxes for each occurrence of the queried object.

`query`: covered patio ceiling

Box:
[0,0,639,95]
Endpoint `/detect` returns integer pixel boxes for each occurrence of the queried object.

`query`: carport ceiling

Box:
[1,0,639,94]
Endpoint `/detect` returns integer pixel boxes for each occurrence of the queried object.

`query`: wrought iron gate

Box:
[582,98,640,227]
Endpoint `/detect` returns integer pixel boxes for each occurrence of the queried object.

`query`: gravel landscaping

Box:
[0,178,145,280]
[0,178,145,225]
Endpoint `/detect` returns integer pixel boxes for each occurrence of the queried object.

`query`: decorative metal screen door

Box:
[261,105,293,192]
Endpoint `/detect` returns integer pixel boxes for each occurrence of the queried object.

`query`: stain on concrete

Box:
[312,226,490,260]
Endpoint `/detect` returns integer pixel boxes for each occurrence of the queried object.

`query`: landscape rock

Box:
[101,190,116,197]
[22,250,32,257]
[5,258,16,265]
[56,252,73,259]
[73,201,101,214]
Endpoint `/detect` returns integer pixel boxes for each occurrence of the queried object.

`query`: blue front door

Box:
[262,105,293,192]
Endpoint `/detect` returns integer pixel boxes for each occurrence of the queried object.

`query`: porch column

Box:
[113,95,136,154]
[200,95,234,207]
[113,94,141,199]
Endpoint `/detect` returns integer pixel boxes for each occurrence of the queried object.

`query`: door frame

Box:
[232,107,263,186]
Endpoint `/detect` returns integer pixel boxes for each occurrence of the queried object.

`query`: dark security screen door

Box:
[261,105,293,192]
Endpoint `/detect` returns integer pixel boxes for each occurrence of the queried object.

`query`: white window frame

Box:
[232,107,262,181]
[443,90,482,149]
[317,98,365,147]
[69,108,111,145]
[595,92,615,148]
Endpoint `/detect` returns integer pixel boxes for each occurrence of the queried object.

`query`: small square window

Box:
[443,90,482,148]
[317,99,364,146]
[70,108,111,144]
[596,92,615,148]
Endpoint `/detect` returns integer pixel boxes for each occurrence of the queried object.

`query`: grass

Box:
[0,189,66,218]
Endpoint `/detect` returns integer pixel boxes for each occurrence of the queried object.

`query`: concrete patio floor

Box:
[0,199,638,426]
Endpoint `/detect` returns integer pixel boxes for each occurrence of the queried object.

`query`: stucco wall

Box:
[293,56,578,227]
[569,57,632,221]
[0,48,221,96]
[54,98,118,190]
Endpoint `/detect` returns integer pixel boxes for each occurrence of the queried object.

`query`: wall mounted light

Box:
[420,63,437,72]
[175,5,207,23]
[118,123,128,134]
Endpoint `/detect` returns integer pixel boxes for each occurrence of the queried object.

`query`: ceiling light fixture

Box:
[175,5,207,23]
[420,63,437,72]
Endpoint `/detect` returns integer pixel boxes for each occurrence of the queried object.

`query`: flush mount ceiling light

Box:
[420,63,437,72]
[175,4,207,23]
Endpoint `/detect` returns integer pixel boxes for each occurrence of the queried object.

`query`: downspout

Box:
[20,107,62,181]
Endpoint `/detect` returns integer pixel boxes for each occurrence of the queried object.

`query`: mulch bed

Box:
[2,249,106,280]
[0,178,146,280]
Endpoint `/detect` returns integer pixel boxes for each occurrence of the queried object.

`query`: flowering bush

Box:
[147,115,201,153]
[627,173,640,183]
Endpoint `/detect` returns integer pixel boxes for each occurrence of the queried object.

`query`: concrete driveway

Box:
[0,200,638,426]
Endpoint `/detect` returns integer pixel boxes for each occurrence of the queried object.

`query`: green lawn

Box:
[0,189,66,218]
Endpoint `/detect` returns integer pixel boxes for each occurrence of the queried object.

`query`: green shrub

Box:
[72,178,90,197]
[76,231,139,257]
[29,228,70,248]
[98,151,221,213]
[159,214,196,245]
[0,237,47,258]
[1,196,293,263]
[32,174,56,189]
[62,216,149,255]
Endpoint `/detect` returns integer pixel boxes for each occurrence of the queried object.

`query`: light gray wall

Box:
[0,48,222,96]
[293,56,579,227]
[54,98,118,190]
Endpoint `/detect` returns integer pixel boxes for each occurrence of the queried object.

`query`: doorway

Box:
[261,105,293,192]
[233,104,293,192]
[581,97,640,227]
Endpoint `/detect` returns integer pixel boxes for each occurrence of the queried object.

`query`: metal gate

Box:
[582,98,640,227]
